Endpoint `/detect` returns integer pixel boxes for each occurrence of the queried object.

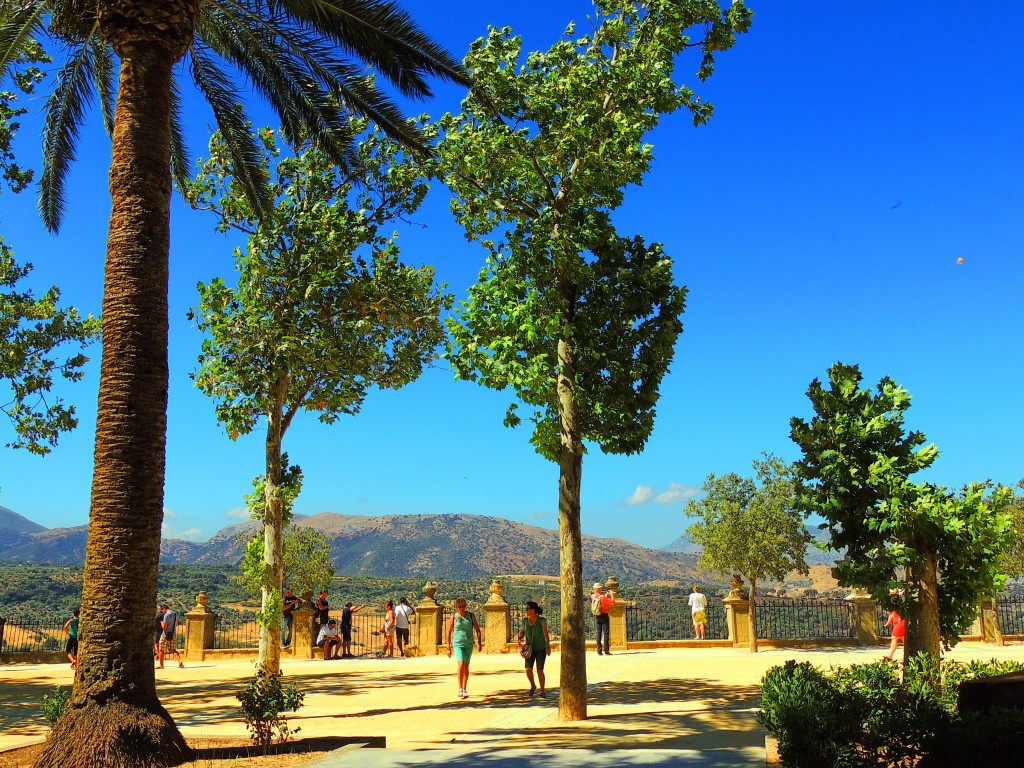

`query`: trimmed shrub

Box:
[236,668,305,747]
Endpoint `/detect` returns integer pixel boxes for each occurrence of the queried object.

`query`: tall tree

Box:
[685,454,810,652]
[1,3,465,766]
[1,42,99,464]
[790,362,1013,665]
[436,0,750,720]
[998,481,1024,580]
[186,122,448,672]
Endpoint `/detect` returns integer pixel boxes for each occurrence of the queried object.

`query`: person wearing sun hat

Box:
[590,582,615,655]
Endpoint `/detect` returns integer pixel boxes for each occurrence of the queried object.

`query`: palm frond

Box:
[270,0,470,95]
[188,44,271,218]
[90,36,116,136]
[169,76,191,195]
[0,1,48,75]
[38,39,97,232]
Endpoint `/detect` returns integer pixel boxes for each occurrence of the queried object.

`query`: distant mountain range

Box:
[0,507,705,584]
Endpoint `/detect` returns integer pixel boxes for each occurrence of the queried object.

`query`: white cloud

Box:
[654,483,701,504]
[525,510,550,521]
[178,527,203,541]
[163,508,177,520]
[225,506,250,520]
[623,485,655,506]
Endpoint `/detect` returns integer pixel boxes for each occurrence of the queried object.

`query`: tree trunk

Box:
[556,335,587,721]
[35,6,199,764]
[747,578,759,653]
[905,548,942,663]
[257,376,288,673]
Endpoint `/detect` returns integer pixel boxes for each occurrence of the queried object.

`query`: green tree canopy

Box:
[436,0,750,720]
[186,119,448,671]
[685,453,810,652]
[1000,481,1024,581]
[790,362,1013,663]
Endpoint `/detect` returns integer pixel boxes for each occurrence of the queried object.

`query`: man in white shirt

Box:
[688,586,709,640]
[317,619,342,660]
[394,597,416,657]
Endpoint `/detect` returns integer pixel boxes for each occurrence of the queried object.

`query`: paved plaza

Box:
[3,643,1024,766]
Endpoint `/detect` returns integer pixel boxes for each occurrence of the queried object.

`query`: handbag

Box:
[519,643,532,659]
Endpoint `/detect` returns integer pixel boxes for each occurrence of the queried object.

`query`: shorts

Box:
[525,648,547,671]
[341,625,352,642]
[396,627,410,644]
[453,644,474,663]
[160,635,176,653]
[692,610,707,626]
[65,637,78,656]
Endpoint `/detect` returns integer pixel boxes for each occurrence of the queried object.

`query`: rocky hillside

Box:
[0,508,701,584]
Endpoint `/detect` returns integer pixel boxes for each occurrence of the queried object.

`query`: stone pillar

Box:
[185,591,217,662]
[483,579,510,653]
[415,582,442,656]
[846,588,879,646]
[723,574,750,647]
[979,598,1004,645]
[606,577,627,650]
[291,608,315,659]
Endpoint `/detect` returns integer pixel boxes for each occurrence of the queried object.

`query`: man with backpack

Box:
[158,603,184,669]
[591,583,615,655]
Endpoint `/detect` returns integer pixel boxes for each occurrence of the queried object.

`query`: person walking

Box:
[381,600,397,657]
[446,597,482,699]
[63,608,80,670]
[340,602,368,658]
[883,608,906,660]
[394,597,416,656]
[158,603,184,669]
[688,585,708,640]
[281,587,300,649]
[517,601,551,698]
[153,606,165,659]
[591,583,614,655]
[316,619,343,660]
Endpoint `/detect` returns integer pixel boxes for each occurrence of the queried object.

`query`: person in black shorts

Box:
[64,608,80,669]
[340,601,368,658]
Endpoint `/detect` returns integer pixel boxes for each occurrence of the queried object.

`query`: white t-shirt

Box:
[688,592,708,614]
[394,603,415,629]
[317,624,340,645]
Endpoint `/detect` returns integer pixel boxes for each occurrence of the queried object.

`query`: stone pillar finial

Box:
[421,581,438,606]
[192,591,212,614]
[728,574,745,599]
[486,579,508,605]
[606,576,620,595]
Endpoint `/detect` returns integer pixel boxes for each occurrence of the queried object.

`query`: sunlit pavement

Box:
[3,642,1024,766]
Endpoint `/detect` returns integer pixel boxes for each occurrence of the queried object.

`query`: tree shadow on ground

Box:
[0,674,68,739]
[450,677,764,753]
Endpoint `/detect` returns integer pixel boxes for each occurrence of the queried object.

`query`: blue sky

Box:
[1,2,1022,551]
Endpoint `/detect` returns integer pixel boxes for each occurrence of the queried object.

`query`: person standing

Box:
[63,608,80,670]
[394,597,416,657]
[591,583,614,655]
[381,600,397,657]
[340,601,368,658]
[446,597,482,699]
[688,585,709,640]
[315,589,330,629]
[517,601,551,698]
[316,619,343,660]
[883,609,906,660]
[158,603,184,669]
[281,587,300,649]
[153,606,165,658]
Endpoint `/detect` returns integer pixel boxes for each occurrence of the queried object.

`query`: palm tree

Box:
[0,3,466,767]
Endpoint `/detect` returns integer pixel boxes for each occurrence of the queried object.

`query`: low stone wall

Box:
[0,651,65,665]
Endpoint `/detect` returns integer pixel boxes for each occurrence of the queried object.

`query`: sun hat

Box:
[593,583,603,590]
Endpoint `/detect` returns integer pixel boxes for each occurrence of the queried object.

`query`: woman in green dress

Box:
[446,597,482,699]
[517,601,551,697]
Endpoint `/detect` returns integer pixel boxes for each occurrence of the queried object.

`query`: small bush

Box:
[40,686,69,727]
[236,668,305,748]
[757,660,859,768]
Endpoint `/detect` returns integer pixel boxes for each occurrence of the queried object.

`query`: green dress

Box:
[522,616,547,651]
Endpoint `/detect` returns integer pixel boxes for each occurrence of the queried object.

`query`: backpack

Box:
[591,595,603,616]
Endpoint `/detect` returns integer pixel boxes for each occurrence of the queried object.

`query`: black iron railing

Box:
[626,599,727,641]
[213,617,260,649]
[0,618,67,653]
[997,593,1024,635]
[755,597,856,640]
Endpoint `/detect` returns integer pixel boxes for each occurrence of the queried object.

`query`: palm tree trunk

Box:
[257,376,288,673]
[34,30,192,768]
[556,335,587,721]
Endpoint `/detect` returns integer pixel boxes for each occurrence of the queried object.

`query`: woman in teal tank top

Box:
[517,601,551,697]
[446,597,482,700]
